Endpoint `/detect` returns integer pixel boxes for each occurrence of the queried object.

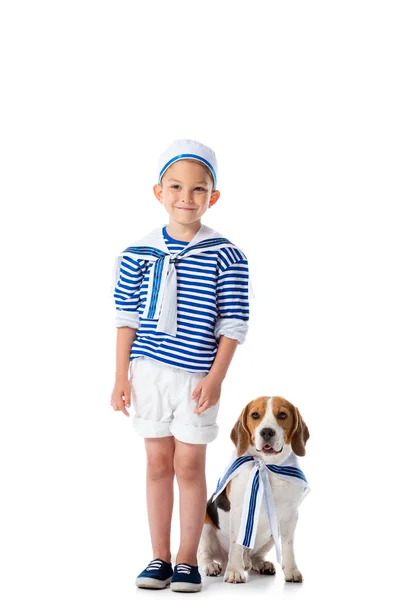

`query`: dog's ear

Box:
[230,405,252,456]
[290,407,310,456]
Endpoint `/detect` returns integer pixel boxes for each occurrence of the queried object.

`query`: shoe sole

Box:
[136,576,172,589]
[170,581,202,592]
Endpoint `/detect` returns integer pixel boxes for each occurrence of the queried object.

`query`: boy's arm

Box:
[113,253,144,380]
[214,257,250,344]
[111,253,143,415]
[208,336,239,383]
[192,336,239,414]
[111,326,137,416]
[116,326,137,380]
[193,254,250,414]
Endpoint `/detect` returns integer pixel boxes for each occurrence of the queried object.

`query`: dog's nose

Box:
[260,428,276,441]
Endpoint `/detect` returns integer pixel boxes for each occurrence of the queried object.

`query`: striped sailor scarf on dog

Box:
[211,453,309,565]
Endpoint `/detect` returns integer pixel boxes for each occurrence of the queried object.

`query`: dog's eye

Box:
[251,412,260,419]
[277,412,287,420]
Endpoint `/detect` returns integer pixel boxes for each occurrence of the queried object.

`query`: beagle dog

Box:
[198,396,310,584]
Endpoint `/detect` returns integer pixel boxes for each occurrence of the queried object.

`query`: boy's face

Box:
[153,160,220,226]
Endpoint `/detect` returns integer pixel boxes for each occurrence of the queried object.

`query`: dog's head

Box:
[230,396,310,463]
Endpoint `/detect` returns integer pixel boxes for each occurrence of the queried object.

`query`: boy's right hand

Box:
[111,377,131,417]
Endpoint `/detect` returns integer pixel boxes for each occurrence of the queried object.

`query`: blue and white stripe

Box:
[113,226,249,373]
[239,464,264,549]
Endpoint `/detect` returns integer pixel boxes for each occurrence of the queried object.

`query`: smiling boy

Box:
[111,139,250,592]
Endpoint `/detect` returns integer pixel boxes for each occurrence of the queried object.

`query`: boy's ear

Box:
[209,190,220,208]
[153,184,163,203]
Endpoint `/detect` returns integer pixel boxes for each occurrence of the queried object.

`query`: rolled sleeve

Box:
[216,258,250,344]
[113,253,145,329]
[115,310,140,329]
[214,317,248,344]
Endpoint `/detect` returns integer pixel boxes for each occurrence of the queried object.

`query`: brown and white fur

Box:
[198,396,310,584]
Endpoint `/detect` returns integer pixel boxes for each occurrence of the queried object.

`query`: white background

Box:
[1,1,399,598]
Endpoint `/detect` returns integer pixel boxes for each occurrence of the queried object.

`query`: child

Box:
[111,139,250,592]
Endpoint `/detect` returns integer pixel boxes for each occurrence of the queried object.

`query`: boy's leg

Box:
[144,436,176,563]
[173,440,207,566]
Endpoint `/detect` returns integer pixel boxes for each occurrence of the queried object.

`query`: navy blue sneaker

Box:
[135,558,173,589]
[171,563,202,593]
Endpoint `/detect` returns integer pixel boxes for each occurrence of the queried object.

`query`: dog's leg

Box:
[243,547,252,571]
[224,505,248,583]
[198,524,226,577]
[280,512,303,582]
[224,541,247,583]
[250,538,276,575]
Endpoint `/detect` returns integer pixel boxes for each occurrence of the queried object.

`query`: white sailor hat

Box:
[158,139,218,189]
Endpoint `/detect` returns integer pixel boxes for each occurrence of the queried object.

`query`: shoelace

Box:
[146,559,165,571]
[176,564,193,574]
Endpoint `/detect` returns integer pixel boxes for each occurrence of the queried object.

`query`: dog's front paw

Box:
[224,567,247,583]
[284,568,303,583]
[205,561,222,576]
[251,559,276,575]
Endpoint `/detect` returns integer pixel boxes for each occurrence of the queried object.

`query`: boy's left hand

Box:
[192,374,222,414]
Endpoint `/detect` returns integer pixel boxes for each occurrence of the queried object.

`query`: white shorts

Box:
[129,357,220,444]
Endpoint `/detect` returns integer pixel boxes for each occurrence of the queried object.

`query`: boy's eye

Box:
[194,187,206,191]
[171,185,180,190]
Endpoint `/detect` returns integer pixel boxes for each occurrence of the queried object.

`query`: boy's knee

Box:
[146,454,174,480]
[173,457,203,481]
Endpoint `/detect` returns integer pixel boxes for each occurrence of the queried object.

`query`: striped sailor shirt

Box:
[113,225,250,373]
